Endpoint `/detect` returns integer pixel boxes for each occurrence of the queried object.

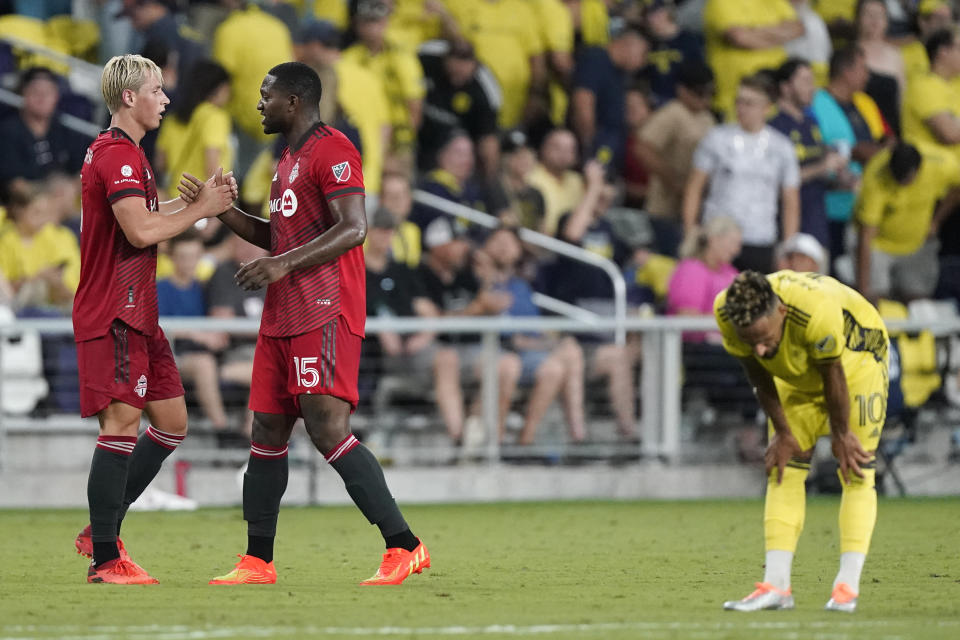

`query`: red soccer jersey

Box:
[261,124,366,338]
[73,128,160,342]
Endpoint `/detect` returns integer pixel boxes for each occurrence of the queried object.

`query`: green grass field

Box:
[1,498,959,640]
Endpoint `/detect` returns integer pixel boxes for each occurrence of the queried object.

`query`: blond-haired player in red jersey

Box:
[208,62,428,586]
[74,54,235,584]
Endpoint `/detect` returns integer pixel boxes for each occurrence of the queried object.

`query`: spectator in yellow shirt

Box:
[900,0,954,82]
[343,0,425,171]
[155,60,233,194]
[213,2,294,142]
[295,19,391,195]
[0,180,80,313]
[704,0,803,117]
[902,29,960,161]
[855,141,960,302]
[525,129,585,237]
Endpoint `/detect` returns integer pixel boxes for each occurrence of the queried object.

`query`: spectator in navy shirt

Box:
[543,161,642,440]
[0,67,89,196]
[768,58,847,251]
[571,26,648,169]
[641,0,706,106]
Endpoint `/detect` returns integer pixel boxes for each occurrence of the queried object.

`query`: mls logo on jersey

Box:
[135,374,148,398]
[281,188,298,217]
[84,148,93,164]
[289,160,300,184]
[272,171,278,182]
[332,161,350,183]
[815,335,836,353]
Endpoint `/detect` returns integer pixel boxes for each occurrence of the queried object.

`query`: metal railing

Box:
[4,314,957,470]
[413,189,629,345]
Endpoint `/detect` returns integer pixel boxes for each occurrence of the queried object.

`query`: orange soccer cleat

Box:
[209,554,277,585]
[75,525,154,578]
[359,539,430,586]
[87,558,159,584]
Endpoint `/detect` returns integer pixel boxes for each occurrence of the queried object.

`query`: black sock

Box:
[93,541,119,565]
[384,529,420,552]
[327,440,414,547]
[117,428,181,532]
[88,439,133,567]
[243,443,289,546]
[246,534,274,563]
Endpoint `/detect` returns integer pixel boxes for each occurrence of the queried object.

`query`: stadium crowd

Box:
[1,0,959,458]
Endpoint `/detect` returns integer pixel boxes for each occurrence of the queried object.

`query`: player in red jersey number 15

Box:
[207,62,428,586]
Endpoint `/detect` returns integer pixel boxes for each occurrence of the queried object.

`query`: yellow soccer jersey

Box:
[213,6,293,141]
[902,71,960,160]
[714,271,888,394]
[901,39,929,83]
[705,0,796,116]
[334,58,389,194]
[157,102,234,191]
[341,42,425,147]
[0,223,81,295]
[856,144,960,255]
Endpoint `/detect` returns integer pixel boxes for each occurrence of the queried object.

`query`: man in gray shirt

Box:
[682,74,800,273]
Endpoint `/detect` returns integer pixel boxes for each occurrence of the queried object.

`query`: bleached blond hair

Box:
[101,54,162,114]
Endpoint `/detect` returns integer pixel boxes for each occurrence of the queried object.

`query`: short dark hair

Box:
[739,72,776,102]
[829,44,864,80]
[267,61,323,110]
[889,141,922,183]
[676,59,714,92]
[169,228,202,250]
[774,57,811,88]
[19,66,58,93]
[723,271,778,327]
[925,28,956,65]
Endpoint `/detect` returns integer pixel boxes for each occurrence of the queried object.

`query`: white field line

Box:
[2,620,958,640]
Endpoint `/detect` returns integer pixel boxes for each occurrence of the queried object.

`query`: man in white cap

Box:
[776,232,828,274]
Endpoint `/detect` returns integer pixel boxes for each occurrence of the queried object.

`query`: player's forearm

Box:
[218,206,271,250]
[741,359,790,435]
[125,205,208,248]
[158,198,186,215]
[818,359,851,437]
[277,218,365,273]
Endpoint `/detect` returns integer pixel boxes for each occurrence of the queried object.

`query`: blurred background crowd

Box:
[1,0,960,463]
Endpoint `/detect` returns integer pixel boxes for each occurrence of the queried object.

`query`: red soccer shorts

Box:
[77,321,185,418]
[249,316,361,416]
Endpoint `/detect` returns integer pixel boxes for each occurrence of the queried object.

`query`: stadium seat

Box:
[0,306,50,415]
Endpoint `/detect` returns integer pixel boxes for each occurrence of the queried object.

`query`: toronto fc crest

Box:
[135,374,148,398]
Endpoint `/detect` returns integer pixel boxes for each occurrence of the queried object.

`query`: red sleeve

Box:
[98,143,146,204]
[315,134,365,202]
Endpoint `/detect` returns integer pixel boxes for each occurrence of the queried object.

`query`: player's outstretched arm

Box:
[817,359,870,484]
[113,180,235,249]
[235,194,365,290]
[737,356,801,483]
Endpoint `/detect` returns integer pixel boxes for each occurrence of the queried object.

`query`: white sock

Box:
[762,550,793,591]
[834,551,866,594]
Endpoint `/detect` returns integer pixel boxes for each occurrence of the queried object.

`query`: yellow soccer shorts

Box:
[771,362,889,454]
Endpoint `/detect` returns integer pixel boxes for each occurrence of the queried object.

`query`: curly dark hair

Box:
[724,271,778,327]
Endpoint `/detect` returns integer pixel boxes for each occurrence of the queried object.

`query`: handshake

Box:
[177,167,238,218]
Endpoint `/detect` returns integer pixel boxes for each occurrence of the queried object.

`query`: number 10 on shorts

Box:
[294,356,320,388]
